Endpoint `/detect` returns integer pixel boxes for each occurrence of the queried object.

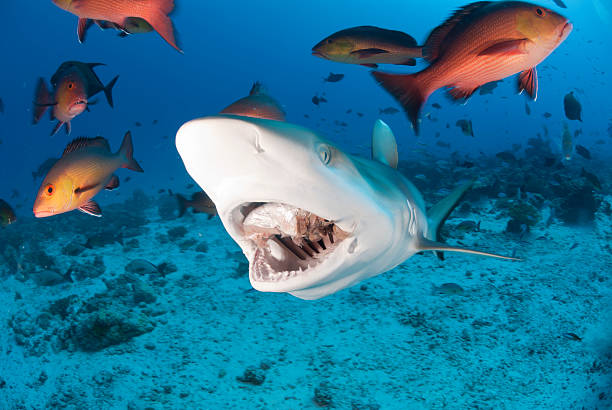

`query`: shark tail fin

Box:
[426,179,474,260]
[416,237,519,261]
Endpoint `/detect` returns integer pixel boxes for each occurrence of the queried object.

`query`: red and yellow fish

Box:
[220,82,286,121]
[372,1,572,134]
[176,191,217,219]
[33,61,118,135]
[52,0,181,52]
[33,131,143,218]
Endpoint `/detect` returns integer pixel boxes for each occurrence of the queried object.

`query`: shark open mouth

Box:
[236,203,350,282]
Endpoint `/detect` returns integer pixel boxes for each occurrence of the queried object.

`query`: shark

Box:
[175,115,516,300]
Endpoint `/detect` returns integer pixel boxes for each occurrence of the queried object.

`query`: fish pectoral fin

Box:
[105,175,120,191]
[51,122,64,136]
[77,18,92,43]
[74,183,100,195]
[518,67,538,101]
[78,200,102,217]
[447,86,478,101]
[350,48,389,59]
[416,237,520,261]
[477,38,530,56]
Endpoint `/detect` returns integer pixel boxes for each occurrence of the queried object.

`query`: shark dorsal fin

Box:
[372,119,398,169]
[416,237,519,261]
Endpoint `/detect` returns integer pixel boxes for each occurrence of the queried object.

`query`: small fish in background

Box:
[176,191,217,219]
[525,103,531,115]
[581,168,601,190]
[431,282,464,295]
[356,112,364,117]
[312,95,328,106]
[562,123,573,160]
[372,2,572,134]
[134,121,142,127]
[0,97,4,114]
[552,0,568,8]
[496,151,516,162]
[33,131,143,218]
[33,61,118,135]
[51,0,181,52]
[478,80,502,95]
[379,107,399,115]
[323,73,344,83]
[32,157,60,181]
[220,82,286,121]
[456,119,474,137]
[432,102,442,109]
[152,119,158,125]
[543,112,552,118]
[455,220,480,232]
[0,199,17,226]
[574,129,582,137]
[575,144,591,160]
[312,26,423,68]
[564,91,582,121]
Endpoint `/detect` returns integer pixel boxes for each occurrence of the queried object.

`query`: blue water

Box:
[1,1,611,408]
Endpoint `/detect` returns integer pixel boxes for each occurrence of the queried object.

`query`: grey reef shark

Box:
[176,115,518,300]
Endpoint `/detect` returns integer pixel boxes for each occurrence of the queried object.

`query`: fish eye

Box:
[317,144,332,165]
[68,82,73,89]
[535,8,545,16]
[45,184,54,196]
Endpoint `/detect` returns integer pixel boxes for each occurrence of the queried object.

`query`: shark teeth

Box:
[244,202,350,283]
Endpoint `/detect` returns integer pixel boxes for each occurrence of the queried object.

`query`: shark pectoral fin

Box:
[426,179,475,260]
[416,237,520,261]
[371,119,398,168]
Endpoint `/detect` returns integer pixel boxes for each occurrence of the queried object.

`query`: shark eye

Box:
[317,144,332,165]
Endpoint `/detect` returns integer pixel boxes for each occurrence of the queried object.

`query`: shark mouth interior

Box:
[236,203,350,282]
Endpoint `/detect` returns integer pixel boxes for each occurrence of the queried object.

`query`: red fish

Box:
[52,0,181,52]
[220,82,286,121]
[372,1,572,134]
[33,61,118,135]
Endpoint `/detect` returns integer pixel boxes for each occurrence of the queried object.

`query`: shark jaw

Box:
[175,115,411,299]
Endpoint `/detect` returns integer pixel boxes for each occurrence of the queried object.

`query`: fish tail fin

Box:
[371,71,430,135]
[176,194,188,217]
[426,179,475,260]
[103,75,119,108]
[118,131,144,172]
[33,78,53,124]
[141,0,182,52]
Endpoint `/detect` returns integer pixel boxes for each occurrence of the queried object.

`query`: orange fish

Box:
[33,61,118,135]
[176,191,217,219]
[372,1,572,134]
[52,0,181,52]
[33,131,143,218]
[220,82,286,121]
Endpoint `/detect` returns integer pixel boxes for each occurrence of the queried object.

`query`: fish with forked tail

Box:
[372,1,572,134]
[33,131,143,218]
[176,191,217,219]
[33,61,118,135]
[312,26,423,68]
[51,0,181,52]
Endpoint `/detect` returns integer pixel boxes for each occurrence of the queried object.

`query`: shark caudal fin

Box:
[423,179,518,261]
[371,119,398,169]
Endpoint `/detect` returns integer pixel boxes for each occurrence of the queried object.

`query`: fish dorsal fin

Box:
[423,1,493,62]
[63,136,110,156]
[249,81,266,96]
[371,119,398,168]
[416,236,519,261]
